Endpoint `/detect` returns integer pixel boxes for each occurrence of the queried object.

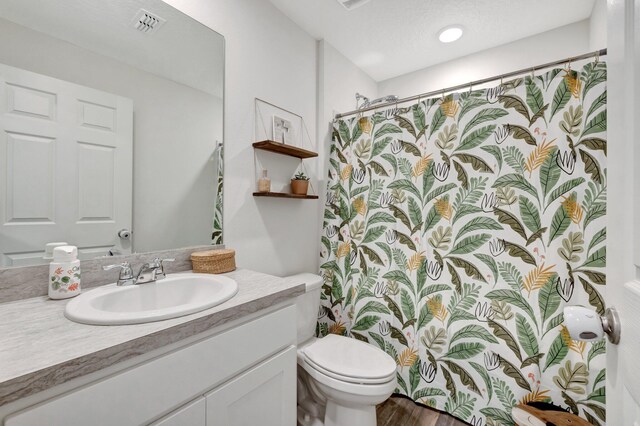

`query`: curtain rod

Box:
[335,48,607,119]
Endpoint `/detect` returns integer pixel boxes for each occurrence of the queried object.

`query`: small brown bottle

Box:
[257,169,271,192]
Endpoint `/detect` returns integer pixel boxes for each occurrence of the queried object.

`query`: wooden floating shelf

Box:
[253,192,319,200]
[253,140,318,159]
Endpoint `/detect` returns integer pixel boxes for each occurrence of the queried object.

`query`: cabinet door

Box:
[151,397,205,426]
[205,347,296,426]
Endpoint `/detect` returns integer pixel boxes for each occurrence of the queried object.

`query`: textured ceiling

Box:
[269,0,596,81]
[0,0,224,96]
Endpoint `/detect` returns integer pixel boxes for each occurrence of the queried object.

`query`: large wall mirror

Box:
[0,0,224,267]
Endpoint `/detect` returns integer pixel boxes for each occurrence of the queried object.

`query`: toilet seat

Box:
[301,335,397,385]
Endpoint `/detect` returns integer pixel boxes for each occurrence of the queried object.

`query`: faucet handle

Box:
[152,258,175,280]
[102,262,135,286]
[103,261,133,274]
[150,257,175,267]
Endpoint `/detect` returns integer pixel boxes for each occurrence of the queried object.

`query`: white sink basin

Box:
[64,273,238,325]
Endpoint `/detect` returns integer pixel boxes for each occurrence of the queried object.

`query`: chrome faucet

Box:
[103,258,175,286]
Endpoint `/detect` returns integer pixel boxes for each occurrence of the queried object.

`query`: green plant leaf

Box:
[430,106,446,137]
[581,246,606,268]
[358,301,390,317]
[480,408,513,425]
[586,91,607,121]
[544,333,569,371]
[453,160,469,190]
[389,205,411,231]
[450,324,498,344]
[442,360,482,395]
[387,179,421,200]
[579,137,607,155]
[486,289,537,327]
[579,148,603,184]
[588,341,606,366]
[515,313,539,358]
[449,234,490,255]
[540,148,561,197]
[475,253,499,285]
[374,123,402,139]
[546,178,586,206]
[510,125,537,146]
[551,78,571,119]
[519,196,541,233]
[452,153,493,173]
[579,277,605,315]
[362,226,385,244]
[445,342,485,360]
[448,256,487,283]
[499,95,531,122]
[400,289,415,320]
[581,110,607,137]
[493,208,528,240]
[351,315,380,331]
[539,277,561,324]
[503,241,537,266]
[413,387,446,400]
[500,358,531,391]
[553,360,589,394]
[461,108,505,136]
[494,173,539,200]
[408,197,423,231]
[488,320,522,362]
[548,203,571,244]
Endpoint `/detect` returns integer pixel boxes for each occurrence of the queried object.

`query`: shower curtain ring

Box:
[595,50,600,63]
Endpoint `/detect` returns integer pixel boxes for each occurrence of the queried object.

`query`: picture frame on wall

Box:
[255,98,304,147]
[272,115,294,145]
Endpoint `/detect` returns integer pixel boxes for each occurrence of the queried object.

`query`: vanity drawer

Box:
[5,305,296,426]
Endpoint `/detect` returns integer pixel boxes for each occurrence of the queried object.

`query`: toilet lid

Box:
[302,335,397,382]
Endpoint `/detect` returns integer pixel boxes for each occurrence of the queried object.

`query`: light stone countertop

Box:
[0,269,306,406]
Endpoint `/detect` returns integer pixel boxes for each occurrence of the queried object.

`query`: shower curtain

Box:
[320,62,606,425]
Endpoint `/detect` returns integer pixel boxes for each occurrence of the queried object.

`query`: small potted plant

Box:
[291,171,310,195]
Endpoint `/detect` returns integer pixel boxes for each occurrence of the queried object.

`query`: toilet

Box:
[289,273,397,426]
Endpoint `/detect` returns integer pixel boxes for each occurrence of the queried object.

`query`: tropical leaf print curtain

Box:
[319,62,606,426]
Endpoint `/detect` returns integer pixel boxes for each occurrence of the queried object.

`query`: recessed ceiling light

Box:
[438,26,463,43]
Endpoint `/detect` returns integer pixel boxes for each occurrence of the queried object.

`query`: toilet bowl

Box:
[288,273,397,426]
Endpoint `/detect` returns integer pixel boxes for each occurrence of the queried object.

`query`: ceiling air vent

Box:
[133,9,166,34]
[336,0,372,11]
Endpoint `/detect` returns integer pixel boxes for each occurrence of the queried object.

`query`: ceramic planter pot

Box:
[291,179,309,195]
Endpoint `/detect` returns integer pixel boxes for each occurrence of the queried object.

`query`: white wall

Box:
[0,18,222,254]
[163,0,320,276]
[590,0,607,50]
[378,20,591,99]
[316,40,378,249]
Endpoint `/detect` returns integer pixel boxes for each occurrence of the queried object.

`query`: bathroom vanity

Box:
[0,270,304,425]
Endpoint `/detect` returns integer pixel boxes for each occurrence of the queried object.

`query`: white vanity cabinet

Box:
[205,346,296,425]
[4,305,297,426]
[152,398,206,426]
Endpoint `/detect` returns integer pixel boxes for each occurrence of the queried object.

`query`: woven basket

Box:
[191,249,236,274]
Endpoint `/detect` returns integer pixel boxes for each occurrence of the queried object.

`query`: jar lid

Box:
[53,246,78,262]
[44,242,69,260]
[191,249,235,259]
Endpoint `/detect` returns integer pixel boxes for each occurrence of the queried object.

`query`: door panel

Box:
[607,0,640,423]
[205,347,296,426]
[0,63,133,266]
[152,397,205,426]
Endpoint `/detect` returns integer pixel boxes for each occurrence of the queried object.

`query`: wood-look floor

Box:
[377,396,469,426]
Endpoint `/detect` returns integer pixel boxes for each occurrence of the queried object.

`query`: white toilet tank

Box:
[286,273,323,345]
